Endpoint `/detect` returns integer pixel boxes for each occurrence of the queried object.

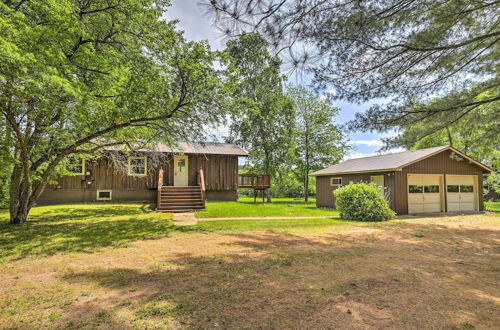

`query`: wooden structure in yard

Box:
[39,142,245,212]
[311,145,493,215]
[238,174,271,203]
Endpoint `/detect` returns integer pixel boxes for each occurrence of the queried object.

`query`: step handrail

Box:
[157,168,164,209]
[197,168,206,208]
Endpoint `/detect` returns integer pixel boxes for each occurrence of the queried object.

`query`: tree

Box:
[287,85,348,201]
[203,0,499,146]
[0,0,223,224]
[221,33,295,202]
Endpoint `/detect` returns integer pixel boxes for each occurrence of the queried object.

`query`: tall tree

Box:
[0,0,223,223]
[221,33,295,202]
[287,85,348,201]
[204,0,500,146]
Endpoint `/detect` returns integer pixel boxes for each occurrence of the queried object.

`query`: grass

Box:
[0,203,499,328]
[485,200,500,212]
[0,203,181,260]
[196,196,339,218]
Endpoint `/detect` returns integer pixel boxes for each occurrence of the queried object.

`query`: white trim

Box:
[330,177,342,187]
[128,157,147,176]
[96,190,112,201]
[311,169,398,177]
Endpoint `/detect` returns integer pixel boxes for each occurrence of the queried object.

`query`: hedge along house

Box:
[310,146,493,215]
[37,142,257,212]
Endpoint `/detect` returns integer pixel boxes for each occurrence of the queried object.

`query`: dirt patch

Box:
[0,215,499,329]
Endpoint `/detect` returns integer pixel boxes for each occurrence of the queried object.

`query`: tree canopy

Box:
[221,33,296,201]
[0,0,223,223]
[204,0,499,147]
[287,85,348,201]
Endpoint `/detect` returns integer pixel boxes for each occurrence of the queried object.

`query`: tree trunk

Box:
[304,172,309,201]
[9,165,33,224]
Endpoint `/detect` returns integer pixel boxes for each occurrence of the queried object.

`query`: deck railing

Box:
[238,174,271,189]
[197,168,206,208]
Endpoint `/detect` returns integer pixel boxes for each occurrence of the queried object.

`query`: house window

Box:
[67,157,85,175]
[97,190,112,201]
[128,157,147,176]
[330,177,342,187]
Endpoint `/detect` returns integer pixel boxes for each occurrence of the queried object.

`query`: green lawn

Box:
[196,197,339,218]
[0,203,180,260]
[485,201,500,212]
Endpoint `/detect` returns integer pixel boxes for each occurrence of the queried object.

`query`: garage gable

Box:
[402,148,490,173]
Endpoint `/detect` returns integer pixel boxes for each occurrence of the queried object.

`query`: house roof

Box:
[310,145,492,176]
[105,142,248,156]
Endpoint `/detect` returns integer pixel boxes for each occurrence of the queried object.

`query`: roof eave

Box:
[309,168,399,177]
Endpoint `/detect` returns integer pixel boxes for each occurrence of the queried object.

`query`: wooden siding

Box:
[316,171,395,209]
[187,154,238,191]
[41,153,239,204]
[394,149,486,214]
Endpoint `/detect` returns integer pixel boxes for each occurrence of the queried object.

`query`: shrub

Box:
[333,183,396,221]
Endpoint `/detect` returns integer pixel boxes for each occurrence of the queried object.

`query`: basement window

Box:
[97,190,112,201]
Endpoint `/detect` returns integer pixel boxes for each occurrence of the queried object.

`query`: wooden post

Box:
[254,189,257,204]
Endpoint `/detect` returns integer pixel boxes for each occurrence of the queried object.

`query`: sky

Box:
[166,0,401,159]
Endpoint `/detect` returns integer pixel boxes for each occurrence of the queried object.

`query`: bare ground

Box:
[1,214,499,329]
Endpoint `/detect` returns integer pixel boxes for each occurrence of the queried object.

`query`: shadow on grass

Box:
[57,225,500,329]
[0,205,201,260]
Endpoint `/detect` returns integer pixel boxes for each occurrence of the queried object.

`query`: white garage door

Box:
[446,175,477,212]
[408,174,442,214]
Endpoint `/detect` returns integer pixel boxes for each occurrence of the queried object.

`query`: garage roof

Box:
[310,146,492,176]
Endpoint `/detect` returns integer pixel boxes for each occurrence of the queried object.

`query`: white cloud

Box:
[349,139,384,147]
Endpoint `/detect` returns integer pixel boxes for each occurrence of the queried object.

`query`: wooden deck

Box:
[238,174,271,189]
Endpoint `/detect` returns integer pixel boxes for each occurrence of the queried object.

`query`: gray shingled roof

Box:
[155,142,248,156]
[105,142,248,156]
[310,146,451,176]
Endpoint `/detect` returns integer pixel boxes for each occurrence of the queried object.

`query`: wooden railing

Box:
[157,168,164,209]
[238,174,271,189]
[197,168,206,208]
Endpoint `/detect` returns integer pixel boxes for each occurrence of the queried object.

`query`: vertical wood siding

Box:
[41,153,240,203]
[315,171,395,209]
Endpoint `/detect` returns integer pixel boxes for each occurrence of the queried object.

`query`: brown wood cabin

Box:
[310,146,493,215]
[38,142,271,212]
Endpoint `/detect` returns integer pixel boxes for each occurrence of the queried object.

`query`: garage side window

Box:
[408,185,423,193]
[330,177,342,187]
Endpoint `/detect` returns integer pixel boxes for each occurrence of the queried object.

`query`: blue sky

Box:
[167,1,399,159]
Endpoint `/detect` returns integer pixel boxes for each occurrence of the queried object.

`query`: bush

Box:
[333,183,396,221]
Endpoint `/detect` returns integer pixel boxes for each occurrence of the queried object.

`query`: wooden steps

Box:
[156,186,205,213]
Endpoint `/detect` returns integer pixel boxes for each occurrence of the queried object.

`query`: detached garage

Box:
[310,146,493,215]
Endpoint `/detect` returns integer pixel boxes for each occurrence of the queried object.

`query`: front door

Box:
[174,155,188,186]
